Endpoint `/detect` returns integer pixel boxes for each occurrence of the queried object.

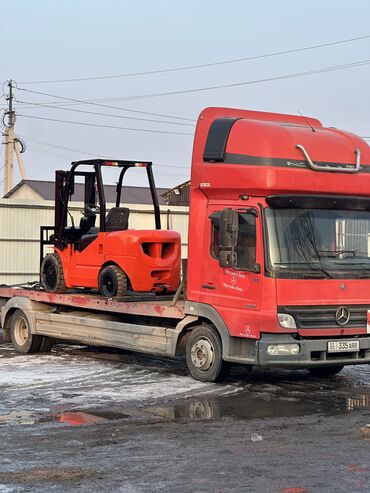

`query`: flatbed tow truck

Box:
[1,107,370,382]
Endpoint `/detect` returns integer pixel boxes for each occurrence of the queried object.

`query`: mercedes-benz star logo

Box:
[335,306,350,326]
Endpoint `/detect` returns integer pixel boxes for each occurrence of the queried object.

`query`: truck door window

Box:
[211,211,256,270]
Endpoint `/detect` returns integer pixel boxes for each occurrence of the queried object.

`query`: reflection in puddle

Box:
[37,390,370,427]
[347,395,370,411]
[40,410,130,426]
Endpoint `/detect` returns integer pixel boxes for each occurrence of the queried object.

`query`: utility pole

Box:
[4,80,15,195]
[2,80,26,196]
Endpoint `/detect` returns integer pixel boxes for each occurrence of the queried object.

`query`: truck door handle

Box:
[201,284,216,290]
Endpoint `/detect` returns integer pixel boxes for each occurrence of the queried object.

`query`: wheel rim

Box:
[44,260,57,289]
[13,316,29,346]
[189,400,215,419]
[103,275,115,296]
[190,337,215,371]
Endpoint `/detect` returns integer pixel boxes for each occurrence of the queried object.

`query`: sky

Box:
[1,0,370,190]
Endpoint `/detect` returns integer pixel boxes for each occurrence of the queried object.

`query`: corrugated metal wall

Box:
[0,199,189,285]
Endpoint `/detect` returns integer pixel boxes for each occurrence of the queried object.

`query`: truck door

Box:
[199,206,263,338]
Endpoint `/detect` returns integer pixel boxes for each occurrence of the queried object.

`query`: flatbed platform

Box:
[0,287,185,319]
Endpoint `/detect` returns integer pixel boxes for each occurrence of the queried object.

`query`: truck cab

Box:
[186,107,370,375]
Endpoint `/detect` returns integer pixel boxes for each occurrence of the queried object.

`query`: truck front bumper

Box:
[257,333,370,367]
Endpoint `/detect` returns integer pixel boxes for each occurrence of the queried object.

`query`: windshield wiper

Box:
[318,249,368,259]
[307,262,333,278]
[273,261,333,278]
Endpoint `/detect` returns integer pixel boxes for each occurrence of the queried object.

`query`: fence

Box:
[0,198,189,285]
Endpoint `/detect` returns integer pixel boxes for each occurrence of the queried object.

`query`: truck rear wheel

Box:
[99,265,128,297]
[308,365,344,377]
[10,309,43,353]
[40,253,67,293]
[186,325,230,382]
[39,336,54,352]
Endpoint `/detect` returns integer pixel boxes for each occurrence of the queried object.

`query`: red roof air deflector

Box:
[191,107,370,199]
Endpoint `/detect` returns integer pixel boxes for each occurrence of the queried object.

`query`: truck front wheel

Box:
[186,325,230,382]
[10,309,43,353]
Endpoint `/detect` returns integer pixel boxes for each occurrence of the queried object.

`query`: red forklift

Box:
[40,159,181,297]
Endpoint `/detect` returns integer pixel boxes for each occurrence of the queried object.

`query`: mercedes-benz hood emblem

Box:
[335,306,350,326]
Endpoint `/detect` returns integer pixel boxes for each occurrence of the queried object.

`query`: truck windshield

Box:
[265,207,370,279]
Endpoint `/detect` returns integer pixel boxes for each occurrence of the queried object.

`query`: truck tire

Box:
[39,336,54,352]
[10,309,43,353]
[99,265,128,297]
[308,365,344,377]
[40,253,67,293]
[186,324,230,382]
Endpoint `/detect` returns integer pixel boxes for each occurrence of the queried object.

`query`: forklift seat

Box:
[106,207,130,231]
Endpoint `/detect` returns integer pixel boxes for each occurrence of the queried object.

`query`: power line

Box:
[18,58,370,104]
[16,99,195,126]
[17,114,194,136]
[18,33,370,84]
[21,135,190,169]
[15,88,195,121]
[27,145,75,160]
[26,146,188,178]
[102,59,370,101]
[17,99,196,121]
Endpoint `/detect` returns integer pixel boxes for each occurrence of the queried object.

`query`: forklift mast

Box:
[53,159,161,250]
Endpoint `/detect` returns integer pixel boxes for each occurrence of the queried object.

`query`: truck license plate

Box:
[327,340,360,353]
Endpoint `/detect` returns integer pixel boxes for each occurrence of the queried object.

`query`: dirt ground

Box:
[0,340,369,493]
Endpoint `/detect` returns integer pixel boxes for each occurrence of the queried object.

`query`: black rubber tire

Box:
[308,365,344,377]
[39,336,54,352]
[10,309,43,353]
[98,265,128,297]
[185,324,231,382]
[40,253,67,293]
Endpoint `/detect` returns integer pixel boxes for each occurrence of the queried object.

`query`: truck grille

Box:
[278,305,369,329]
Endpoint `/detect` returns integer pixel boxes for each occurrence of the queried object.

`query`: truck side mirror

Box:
[219,209,238,268]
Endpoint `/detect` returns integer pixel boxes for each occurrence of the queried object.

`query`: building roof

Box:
[161,180,190,205]
[4,179,168,205]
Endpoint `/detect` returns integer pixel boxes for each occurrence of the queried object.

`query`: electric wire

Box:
[27,145,75,160]
[16,98,196,121]
[96,59,370,101]
[15,99,195,126]
[17,114,194,136]
[17,59,370,103]
[26,146,189,178]
[21,135,190,169]
[18,33,370,84]
[15,88,196,121]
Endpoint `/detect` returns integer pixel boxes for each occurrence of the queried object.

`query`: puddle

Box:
[28,388,370,427]
[2,390,370,427]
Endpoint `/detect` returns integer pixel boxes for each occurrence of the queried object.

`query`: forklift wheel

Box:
[40,253,67,293]
[99,265,128,297]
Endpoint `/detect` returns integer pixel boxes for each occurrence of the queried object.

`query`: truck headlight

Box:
[267,344,300,356]
[277,313,297,329]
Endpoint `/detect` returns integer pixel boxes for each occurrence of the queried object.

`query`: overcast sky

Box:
[1,0,370,190]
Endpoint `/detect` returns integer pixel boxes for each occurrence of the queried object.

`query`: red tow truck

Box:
[1,107,370,382]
